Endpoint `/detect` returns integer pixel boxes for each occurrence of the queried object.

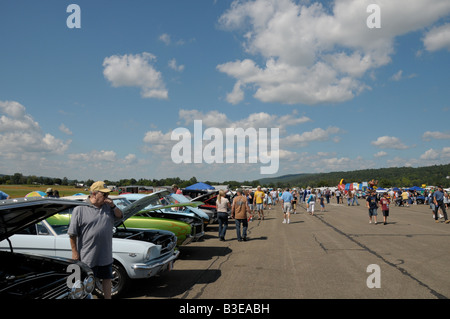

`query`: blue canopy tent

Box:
[185,182,215,190]
[408,186,424,191]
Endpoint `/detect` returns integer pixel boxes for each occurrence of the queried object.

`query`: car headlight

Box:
[145,247,154,261]
[84,275,95,294]
[69,280,85,299]
[145,246,161,261]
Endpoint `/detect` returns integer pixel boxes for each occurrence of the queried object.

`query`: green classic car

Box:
[62,195,194,246]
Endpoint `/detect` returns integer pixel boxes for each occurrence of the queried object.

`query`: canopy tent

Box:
[25,191,46,198]
[408,186,424,191]
[376,187,387,193]
[184,182,215,190]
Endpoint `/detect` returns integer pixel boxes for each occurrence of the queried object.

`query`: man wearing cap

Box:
[68,181,123,299]
[46,188,55,197]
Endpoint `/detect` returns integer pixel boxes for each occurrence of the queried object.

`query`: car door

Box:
[0,222,57,256]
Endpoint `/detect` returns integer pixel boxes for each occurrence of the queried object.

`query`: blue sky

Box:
[1,0,450,183]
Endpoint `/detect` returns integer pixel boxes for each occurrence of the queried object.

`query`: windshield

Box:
[113,198,131,210]
[46,213,71,235]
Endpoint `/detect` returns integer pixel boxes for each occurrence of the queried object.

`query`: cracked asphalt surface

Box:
[125,200,450,299]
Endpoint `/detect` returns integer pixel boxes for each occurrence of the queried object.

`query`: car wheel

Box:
[94,262,130,298]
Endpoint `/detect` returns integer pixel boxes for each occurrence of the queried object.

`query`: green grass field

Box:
[0,185,118,199]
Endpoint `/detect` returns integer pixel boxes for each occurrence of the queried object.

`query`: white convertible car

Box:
[0,195,179,298]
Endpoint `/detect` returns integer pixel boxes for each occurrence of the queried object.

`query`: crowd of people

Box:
[213,185,450,237]
[1,180,449,299]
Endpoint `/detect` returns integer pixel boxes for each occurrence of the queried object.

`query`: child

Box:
[380,192,390,225]
[366,190,379,224]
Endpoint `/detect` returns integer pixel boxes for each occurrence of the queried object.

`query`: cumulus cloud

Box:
[226,81,245,105]
[420,147,450,160]
[103,52,168,99]
[371,136,409,149]
[217,0,450,105]
[422,130,450,141]
[168,58,185,72]
[159,33,171,45]
[374,151,387,157]
[423,23,450,52]
[176,108,311,132]
[59,123,73,135]
[68,150,117,162]
[283,127,343,147]
[0,100,71,158]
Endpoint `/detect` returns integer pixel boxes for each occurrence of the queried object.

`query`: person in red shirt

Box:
[380,192,390,225]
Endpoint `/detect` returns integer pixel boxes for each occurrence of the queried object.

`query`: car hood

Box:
[0,198,89,241]
[170,194,209,220]
[120,190,209,222]
[118,190,208,226]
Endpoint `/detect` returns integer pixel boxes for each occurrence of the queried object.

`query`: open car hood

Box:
[118,190,208,226]
[0,198,89,241]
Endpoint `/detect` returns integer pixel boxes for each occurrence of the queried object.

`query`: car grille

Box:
[192,222,204,237]
[156,233,177,255]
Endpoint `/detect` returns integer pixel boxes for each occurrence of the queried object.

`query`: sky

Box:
[0,0,450,183]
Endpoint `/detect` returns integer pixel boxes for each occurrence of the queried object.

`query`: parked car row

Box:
[0,189,231,299]
[0,189,219,299]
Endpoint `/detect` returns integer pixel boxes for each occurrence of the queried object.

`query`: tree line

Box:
[0,173,258,190]
[2,163,449,189]
[258,163,450,188]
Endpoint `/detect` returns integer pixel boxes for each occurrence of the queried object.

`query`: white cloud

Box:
[390,69,417,81]
[141,109,313,168]
[59,123,72,135]
[286,153,374,173]
[0,100,71,158]
[420,147,450,160]
[423,23,450,52]
[283,127,342,147]
[374,151,387,157]
[159,33,186,46]
[159,33,171,45]
[103,52,168,99]
[177,108,311,132]
[124,154,137,165]
[420,148,439,160]
[217,0,450,105]
[226,81,245,105]
[168,58,185,72]
[391,70,403,81]
[68,150,117,162]
[422,130,450,141]
[371,136,409,150]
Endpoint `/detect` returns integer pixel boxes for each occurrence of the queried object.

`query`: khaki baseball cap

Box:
[90,181,111,193]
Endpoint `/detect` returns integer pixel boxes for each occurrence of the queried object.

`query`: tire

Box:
[94,261,130,298]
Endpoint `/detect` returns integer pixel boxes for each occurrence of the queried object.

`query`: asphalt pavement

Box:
[125,199,450,300]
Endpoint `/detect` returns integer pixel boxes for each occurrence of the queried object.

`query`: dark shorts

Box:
[92,264,113,279]
[382,210,389,217]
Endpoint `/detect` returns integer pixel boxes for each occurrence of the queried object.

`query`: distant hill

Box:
[257,163,450,188]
